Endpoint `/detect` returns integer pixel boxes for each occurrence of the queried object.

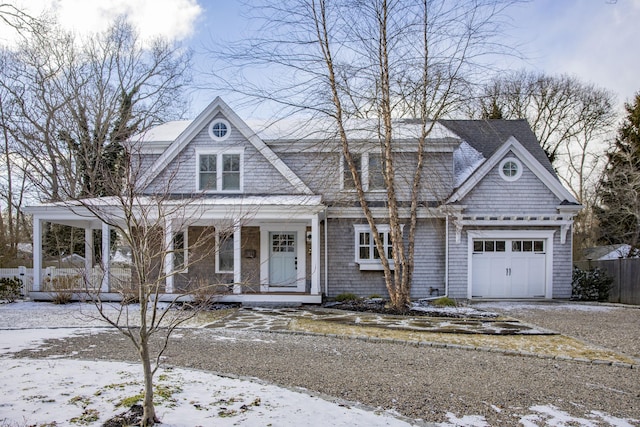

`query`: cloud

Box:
[509,0,640,103]
[0,0,203,46]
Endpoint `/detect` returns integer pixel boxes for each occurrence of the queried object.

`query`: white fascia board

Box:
[447,136,579,205]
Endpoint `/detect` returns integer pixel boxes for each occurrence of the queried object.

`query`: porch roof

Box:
[24,195,326,226]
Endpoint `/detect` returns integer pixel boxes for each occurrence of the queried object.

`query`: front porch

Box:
[24,196,327,305]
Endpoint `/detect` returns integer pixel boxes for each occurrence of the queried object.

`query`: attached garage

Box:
[467,230,555,299]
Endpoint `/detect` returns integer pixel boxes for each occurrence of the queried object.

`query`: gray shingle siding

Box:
[460,153,560,215]
[276,150,454,203]
[145,114,299,195]
[325,218,446,298]
[446,224,574,300]
[446,224,468,299]
[135,111,578,301]
[553,230,573,298]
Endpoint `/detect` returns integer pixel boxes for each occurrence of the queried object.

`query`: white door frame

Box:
[260,223,307,292]
[467,229,555,299]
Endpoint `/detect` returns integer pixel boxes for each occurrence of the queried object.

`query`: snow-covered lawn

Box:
[0,302,638,426]
[0,321,417,426]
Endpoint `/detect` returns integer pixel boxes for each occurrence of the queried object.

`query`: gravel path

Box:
[11,302,640,426]
[474,301,640,359]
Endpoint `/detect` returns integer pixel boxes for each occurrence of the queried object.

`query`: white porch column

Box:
[164,219,174,294]
[311,213,321,295]
[32,217,43,292]
[233,221,241,294]
[101,222,110,292]
[84,227,93,280]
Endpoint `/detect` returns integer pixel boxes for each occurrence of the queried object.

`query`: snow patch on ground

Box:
[411,303,499,318]
[473,301,616,313]
[0,327,99,354]
[437,405,639,427]
[0,358,419,427]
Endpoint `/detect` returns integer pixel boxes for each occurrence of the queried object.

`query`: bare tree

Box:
[208,0,518,310]
[474,71,617,253]
[0,3,43,37]
[7,14,198,426]
[0,77,31,265]
[0,18,191,202]
[475,70,616,176]
[69,150,240,425]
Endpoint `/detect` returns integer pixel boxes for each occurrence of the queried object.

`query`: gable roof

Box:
[138,97,313,195]
[581,244,635,260]
[446,134,579,205]
[440,119,556,176]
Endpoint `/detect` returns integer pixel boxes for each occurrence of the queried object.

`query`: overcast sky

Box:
[3,0,639,117]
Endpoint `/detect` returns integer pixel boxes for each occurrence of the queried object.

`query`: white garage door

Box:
[472,239,546,298]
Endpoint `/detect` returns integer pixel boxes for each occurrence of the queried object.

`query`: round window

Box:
[208,119,231,141]
[499,157,522,181]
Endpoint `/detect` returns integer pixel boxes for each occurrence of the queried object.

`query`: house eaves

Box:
[446,136,580,205]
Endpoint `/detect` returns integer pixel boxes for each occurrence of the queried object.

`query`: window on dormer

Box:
[342,152,385,191]
[343,154,361,189]
[197,150,243,193]
[222,154,241,190]
[368,153,385,190]
[199,155,217,191]
[208,119,231,141]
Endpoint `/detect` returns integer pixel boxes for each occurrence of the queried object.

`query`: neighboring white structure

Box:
[582,244,638,261]
[25,98,581,302]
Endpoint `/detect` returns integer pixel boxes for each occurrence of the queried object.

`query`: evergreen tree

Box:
[596,93,640,253]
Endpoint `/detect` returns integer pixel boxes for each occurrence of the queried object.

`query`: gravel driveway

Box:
[8,301,640,426]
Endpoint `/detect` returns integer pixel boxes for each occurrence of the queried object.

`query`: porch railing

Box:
[0,266,132,294]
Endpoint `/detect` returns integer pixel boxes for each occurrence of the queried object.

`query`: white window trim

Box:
[196,149,244,193]
[341,152,385,192]
[353,224,402,271]
[499,156,523,182]
[215,230,234,274]
[208,118,231,141]
[173,229,188,273]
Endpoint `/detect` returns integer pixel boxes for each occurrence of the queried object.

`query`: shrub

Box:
[334,292,359,302]
[0,277,22,302]
[45,274,80,304]
[431,296,457,307]
[571,266,613,302]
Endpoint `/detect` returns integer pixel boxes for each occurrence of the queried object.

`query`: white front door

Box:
[472,239,546,298]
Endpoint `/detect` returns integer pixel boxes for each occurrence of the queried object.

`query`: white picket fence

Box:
[0,266,132,294]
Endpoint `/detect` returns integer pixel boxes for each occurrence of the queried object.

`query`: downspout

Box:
[445,214,449,297]
[424,214,449,300]
[324,209,329,296]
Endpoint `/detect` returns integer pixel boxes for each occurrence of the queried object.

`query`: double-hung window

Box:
[173,230,187,271]
[215,231,234,273]
[343,154,361,190]
[197,150,243,192]
[367,153,385,190]
[342,152,385,191]
[354,224,399,270]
